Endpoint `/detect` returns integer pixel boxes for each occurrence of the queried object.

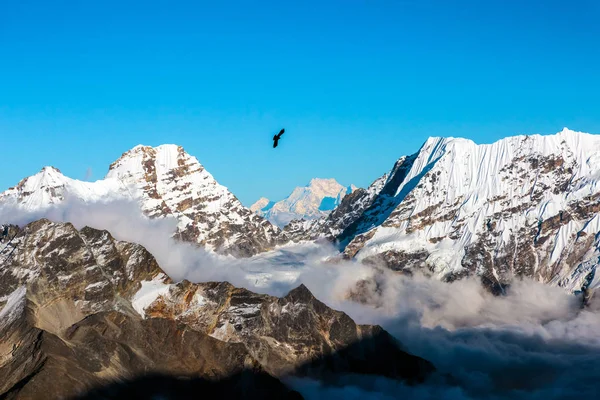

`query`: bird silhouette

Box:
[273,129,285,148]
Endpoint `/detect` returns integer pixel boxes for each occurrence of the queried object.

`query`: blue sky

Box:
[1,0,599,205]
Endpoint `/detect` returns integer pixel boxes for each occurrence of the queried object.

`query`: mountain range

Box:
[0,144,284,257]
[2,128,600,295]
[3,127,600,398]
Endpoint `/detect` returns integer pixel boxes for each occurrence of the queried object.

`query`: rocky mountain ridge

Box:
[0,219,435,399]
[3,128,600,295]
[293,128,600,295]
[0,144,284,257]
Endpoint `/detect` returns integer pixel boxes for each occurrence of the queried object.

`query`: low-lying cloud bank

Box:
[1,197,599,399]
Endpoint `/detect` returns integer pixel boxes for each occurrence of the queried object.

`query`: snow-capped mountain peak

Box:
[251,178,357,228]
[1,144,284,256]
[282,127,600,296]
[250,197,273,213]
[1,165,123,210]
[107,144,195,176]
[105,143,229,214]
[326,127,600,293]
[20,166,67,191]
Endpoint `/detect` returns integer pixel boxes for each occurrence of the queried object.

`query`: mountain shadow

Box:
[334,146,445,252]
[335,153,418,249]
[67,328,437,400]
[71,371,303,400]
[293,326,435,385]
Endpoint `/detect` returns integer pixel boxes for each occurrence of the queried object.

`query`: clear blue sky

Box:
[1,0,599,205]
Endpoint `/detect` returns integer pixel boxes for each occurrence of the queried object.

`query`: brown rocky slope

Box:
[0,219,435,399]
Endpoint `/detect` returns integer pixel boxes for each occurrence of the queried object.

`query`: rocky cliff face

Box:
[0,144,285,257]
[106,145,285,256]
[300,128,600,294]
[143,281,433,381]
[1,305,292,400]
[0,219,435,399]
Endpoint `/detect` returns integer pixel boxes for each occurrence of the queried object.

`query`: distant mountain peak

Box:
[252,178,357,228]
[308,177,339,186]
[250,197,274,213]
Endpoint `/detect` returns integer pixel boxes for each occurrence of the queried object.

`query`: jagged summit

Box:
[251,177,357,228]
[284,283,315,302]
[26,166,65,183]
[307,177,341,187]
[250,197,273,213]
[288,127,600,293]
[40,165,62,174]
[108,143,187,172]
[0,143,284,257]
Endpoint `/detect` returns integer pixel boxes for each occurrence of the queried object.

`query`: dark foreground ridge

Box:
[67,327,435,400]
[70,325,435,400]
[72,372,303,400]
[0,219,437,400]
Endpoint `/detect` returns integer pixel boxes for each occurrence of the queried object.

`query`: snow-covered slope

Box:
[251,178,356,228]
[321,128,600,294]
[0,145,284,256]
[0,166,124,208]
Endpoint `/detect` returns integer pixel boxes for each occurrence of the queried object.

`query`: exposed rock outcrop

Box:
[0,145,285,257]
[0,219,436,399]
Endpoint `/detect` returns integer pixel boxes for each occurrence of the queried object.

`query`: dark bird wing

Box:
[272,128,284,148]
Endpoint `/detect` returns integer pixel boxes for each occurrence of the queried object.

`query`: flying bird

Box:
[273,128,285,148]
